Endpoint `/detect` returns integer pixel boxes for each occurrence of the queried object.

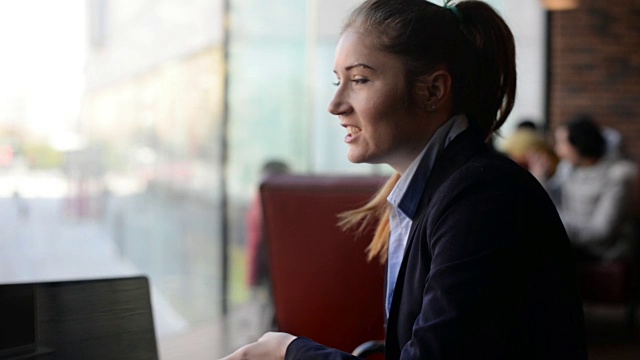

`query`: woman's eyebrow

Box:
[345,63,376,71]
[333,63,378,74]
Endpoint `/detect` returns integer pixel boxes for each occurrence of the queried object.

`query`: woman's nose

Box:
[327,88,351,116]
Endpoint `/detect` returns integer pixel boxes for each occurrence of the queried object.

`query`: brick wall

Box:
[549,0,640,159]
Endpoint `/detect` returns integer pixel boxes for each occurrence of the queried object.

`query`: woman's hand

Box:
[220,332,297,360]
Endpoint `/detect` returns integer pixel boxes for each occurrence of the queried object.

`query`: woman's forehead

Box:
[334,30,398,71]
[336,30,375,56]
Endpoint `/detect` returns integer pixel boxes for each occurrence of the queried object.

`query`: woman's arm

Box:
[395,165,583,358]
[400,180,530,357]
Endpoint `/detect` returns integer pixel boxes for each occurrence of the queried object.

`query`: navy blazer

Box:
[286,129,587,360]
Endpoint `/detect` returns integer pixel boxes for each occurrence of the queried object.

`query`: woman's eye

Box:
[332,78,368,86]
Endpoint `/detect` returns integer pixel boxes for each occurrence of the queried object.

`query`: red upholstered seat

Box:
[578,261,631,304]
[260,174,386,353]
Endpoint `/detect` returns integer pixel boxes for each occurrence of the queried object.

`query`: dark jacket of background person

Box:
[285,129,587,360]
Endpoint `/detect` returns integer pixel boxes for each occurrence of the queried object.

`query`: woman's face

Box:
[554,126,581,165]
[328,29,430,173]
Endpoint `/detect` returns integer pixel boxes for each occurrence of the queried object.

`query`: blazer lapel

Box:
[386,128,488,334]
[403,128,486,262]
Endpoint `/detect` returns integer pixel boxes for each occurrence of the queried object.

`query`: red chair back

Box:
[261,174,386,353]
[578,261,631,303]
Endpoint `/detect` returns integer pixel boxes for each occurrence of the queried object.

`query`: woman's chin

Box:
[347,153,382,166]
[347,152,367,164]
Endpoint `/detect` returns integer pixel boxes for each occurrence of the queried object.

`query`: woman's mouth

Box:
[345,125,362,143]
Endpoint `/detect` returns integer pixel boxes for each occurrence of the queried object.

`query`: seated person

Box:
[501,119,558,176]
[529,115,637,262]
[246,160,290,289]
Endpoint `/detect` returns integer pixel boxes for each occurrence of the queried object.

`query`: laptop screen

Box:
[0,276,158,360]
[0,284,37,357]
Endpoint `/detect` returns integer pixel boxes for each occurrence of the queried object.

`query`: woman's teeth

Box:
[347,126,361,135]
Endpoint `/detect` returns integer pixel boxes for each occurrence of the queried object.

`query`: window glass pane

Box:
[0,1,225,358]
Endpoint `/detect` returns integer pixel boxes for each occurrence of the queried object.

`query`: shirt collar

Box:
[388,114,469,219]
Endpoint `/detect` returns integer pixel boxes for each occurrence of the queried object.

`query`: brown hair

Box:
[338,0,517,263]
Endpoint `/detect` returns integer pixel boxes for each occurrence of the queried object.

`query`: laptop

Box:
[0,284,37,359]
[0,276,158,360]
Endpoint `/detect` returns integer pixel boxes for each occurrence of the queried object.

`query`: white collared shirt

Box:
[385,114,468,316]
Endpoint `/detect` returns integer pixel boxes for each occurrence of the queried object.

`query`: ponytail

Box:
[338,173,399,263]
[454,1,517,139]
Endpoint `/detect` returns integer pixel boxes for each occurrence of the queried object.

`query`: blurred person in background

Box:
[501,119,559,176]
[528,114,637,263]
[245,160,290,328]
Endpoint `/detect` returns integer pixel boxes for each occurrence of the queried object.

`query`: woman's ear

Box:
[417,70,452,112]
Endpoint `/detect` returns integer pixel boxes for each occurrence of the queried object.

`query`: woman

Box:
[529,115,637,262]
[223,0,587,359]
